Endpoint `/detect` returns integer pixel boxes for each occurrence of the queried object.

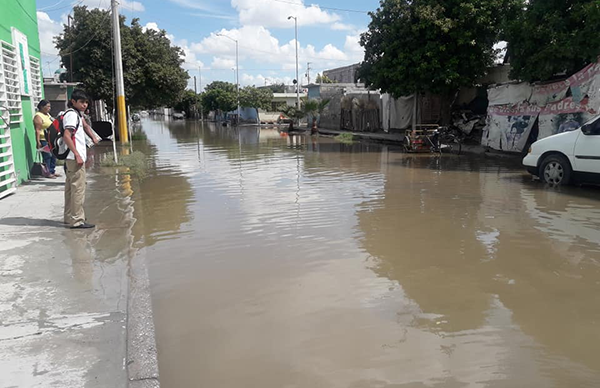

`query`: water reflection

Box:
[133,119,600,387]
[358,154,600,381]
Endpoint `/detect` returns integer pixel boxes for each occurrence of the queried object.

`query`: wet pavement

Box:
[132,119,600,388]
[0,172,132,387]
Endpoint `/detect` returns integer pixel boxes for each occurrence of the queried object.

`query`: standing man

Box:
[63,89,98,229]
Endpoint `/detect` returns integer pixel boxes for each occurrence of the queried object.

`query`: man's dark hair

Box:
[68,89,89,108]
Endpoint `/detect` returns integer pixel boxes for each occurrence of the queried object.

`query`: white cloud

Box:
[192,12,236,20]
[122,0,145,12]
[192,26,353,70]
[168,0,215,11]
[344,33,365,62]
[37,11,63,57]
[231,0,341,28]
[142,22,160,32]
[211,57,236,69]
[331,22,355,31]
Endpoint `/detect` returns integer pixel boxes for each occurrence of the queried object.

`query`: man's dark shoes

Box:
[71,222,95,229]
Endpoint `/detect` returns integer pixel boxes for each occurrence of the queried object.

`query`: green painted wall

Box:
[0,0,43,184]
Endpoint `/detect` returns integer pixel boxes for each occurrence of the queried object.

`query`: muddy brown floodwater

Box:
[129,119,600,388]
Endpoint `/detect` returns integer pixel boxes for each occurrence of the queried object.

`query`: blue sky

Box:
[36,0,380,90]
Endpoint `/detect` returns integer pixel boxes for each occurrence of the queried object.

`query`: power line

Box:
[15,0,38,24]
[271,0,369,14]
[39,0,86,12]
[38,0,68,11]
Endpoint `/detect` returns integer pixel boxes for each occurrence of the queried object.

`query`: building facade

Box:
[1,0,44,198]
[323,63,361,84]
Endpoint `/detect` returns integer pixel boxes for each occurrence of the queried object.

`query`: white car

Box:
[523,116,600,186]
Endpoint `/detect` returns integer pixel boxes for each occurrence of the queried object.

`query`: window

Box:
[582,117,600,136]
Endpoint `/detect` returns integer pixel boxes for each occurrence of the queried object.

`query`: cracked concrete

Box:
[0,171,159,387]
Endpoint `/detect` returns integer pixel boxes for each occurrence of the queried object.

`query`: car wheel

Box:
[540,154,572,186]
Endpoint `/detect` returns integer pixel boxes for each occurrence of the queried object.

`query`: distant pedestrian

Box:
[63,89,98,229]
[33,100,58,178]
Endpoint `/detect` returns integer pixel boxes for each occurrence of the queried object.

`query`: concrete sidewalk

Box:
[0,171,159,387]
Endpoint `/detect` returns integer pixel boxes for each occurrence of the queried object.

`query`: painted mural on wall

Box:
[538,97,596,139]
[483,61,600,152]
[483,105,538,152]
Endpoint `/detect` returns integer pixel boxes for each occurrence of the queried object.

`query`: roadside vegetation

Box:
[101,151,148,178]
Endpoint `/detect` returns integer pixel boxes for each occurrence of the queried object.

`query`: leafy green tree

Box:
[315,73,335,84]
[205,81,236,93]
[240,86,273,111]
[281,98,330,130]
[200,82,237,113]
[358,0,521,98]
[55,6,188,109]
[506,0,600,82]
[265,83,286,93]
[174,90,200,114]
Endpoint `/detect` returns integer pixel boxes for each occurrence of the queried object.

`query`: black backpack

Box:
[46,109,81,160]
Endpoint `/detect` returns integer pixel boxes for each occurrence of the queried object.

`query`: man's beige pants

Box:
[64,160,86,227]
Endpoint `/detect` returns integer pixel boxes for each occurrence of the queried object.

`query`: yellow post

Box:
[117,95,128,143]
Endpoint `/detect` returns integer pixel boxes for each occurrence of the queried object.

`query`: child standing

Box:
[63,89,98,229]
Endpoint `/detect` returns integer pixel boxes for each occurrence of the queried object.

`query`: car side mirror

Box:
[581,124,594,135]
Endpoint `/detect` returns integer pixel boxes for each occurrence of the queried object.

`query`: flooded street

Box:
[130,119,600,387]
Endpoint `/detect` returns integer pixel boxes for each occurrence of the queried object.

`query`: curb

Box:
[126,249,160,388]
[317,128,523,161]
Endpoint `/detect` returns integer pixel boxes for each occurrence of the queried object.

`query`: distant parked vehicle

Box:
[173,112,185,120]
[523,115,600,186]
[131,113,141,122]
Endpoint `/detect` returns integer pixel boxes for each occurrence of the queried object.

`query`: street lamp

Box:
[288,16,300,109]
[216,33,240,124]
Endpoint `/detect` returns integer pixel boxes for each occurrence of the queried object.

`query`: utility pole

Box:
[198,66,204,121]
[288,16,300,108]
[198,66,202,92]
[217,33,240,125]
[67,15,74,82]
[235,40,240,124]
[111,0,129,143]
[306,62,312,85]
[194,76,198,118]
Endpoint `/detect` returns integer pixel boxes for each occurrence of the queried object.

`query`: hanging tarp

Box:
[568,63,600,105]
[530,81,569,106]
[530,62,600,106]
[482,104,539,152]
[382,94,414,130]
[483,60,600,151]
[487,83,533,106]
[538,97,597,139]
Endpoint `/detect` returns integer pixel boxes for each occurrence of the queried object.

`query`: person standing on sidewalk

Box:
[62,89,98,229]
[33,100,59,178]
